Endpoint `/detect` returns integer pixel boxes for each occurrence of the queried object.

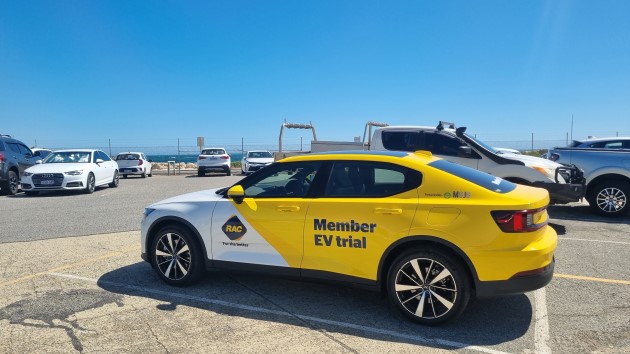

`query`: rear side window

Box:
[324,161,422,197]
[202,149,226,155]
[428,159,516,193]
[381,131,423,152]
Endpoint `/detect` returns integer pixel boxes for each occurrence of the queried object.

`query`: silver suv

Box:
[0,135,41,195]
[197,148,231,176]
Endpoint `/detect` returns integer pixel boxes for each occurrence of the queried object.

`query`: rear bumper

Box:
[476,259,554,297]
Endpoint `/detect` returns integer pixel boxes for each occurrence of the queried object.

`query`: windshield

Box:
[248,151,273,158]
[44,151,92,163]
[464,133,497,154]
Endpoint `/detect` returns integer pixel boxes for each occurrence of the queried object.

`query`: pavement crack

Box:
[230,276,359,354]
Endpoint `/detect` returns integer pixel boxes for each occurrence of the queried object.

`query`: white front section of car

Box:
[241,157,274,173]
[141,188,288,267]
[21,161,116,190]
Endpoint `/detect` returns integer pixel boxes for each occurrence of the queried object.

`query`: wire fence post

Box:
[108,139,112,157]
[531,133,534,151]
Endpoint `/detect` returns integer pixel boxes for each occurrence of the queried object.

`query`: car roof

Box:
[279,150,436,165]
[116,152,144,155]
[578,137,630,143]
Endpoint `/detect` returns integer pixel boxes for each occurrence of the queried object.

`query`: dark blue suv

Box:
[0,135,41,195]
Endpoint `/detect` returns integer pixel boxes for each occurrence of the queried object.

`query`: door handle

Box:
[277,205,300,212]
[374,207,402,215]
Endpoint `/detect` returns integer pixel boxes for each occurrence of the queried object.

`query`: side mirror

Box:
[227,185,245,204]
[96,158,104,164]
[36,160,43,164]
[458,146,473,158]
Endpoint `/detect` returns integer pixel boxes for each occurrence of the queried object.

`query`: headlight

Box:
[64,170,84,176]
[531,166,555,179]
[23,171,33,177]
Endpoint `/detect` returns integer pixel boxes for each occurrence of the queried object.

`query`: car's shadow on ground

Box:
[548,203,630,224]
[98,263,533,350]
[9,188,110,198]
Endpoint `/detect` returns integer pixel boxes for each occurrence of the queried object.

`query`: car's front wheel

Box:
[109,170,120,188]
[84,173,96,194]
[387,248,471,325]
[150,226,204,286]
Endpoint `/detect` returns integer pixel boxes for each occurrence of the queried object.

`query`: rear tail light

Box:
[138,159,143,165]
[198,156,206,160]
[491,207,547,233]
[0,152,4,162]
[221,155,229,159]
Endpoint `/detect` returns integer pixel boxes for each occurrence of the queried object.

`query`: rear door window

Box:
[324,161,422,197]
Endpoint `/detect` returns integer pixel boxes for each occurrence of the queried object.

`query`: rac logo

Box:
[222,215,247,241]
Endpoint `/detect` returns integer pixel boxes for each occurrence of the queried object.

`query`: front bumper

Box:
[21,174,86,191]
[533,181,584,204]
[476,259,554,297]
[533,164,585,204]
[243,163,272,173]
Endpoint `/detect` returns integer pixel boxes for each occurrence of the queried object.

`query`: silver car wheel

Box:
[394,258,457,320]
[596,187,626,213]
[155,232,191,281]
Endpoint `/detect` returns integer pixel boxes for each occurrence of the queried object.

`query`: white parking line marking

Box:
[49,272,512,354]
[558,237,630,245]
[533,288,551,354]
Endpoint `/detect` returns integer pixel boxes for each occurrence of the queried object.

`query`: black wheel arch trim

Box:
[146,216,211,267]
[377,235,480,291]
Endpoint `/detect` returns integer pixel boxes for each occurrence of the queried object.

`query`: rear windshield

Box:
[428,159,516,193]
[201,149,226,155]
[116,154,140,160]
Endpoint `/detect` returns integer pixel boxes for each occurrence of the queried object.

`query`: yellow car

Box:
[140,151,556,325]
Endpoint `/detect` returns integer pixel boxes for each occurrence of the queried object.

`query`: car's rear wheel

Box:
[151,226,204,286]
[141,169,147,178]
[197,169,204,177]
[387,248,470,325]
[84,173,96,194]
[226,169,232,176]
[586,181,630,217]
[1,170,19,195]
[109,170,120,188]
[148,169,152,177]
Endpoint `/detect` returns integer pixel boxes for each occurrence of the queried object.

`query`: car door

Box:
[302,161,422,282]
[92,151,110,185]
[211,161,322,271]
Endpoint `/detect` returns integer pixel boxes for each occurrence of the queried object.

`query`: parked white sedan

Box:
[21,149,119,195]
[240,150,274,174]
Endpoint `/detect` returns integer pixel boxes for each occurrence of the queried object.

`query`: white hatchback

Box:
[115,152,153,178]
[197,148,231,176]
[240,150,274,175]
[21,149,119,195]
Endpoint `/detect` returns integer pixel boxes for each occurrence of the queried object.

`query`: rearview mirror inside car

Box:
[227,185,245,204]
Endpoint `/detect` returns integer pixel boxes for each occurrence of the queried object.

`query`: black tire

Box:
[109,170,120,188]
[1,170,19,195]
[84,173,96,194]
[387,248,471,325]
[586,181,630,217]
[141,169,147,178]
[150,225,204,286]
[122,174,128,179]
[197,169,204,177]
[148,170,152,177]
[25,191,39,196]
[226,169,232,176]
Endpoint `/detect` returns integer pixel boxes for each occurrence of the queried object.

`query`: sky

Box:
[1,1,629,151]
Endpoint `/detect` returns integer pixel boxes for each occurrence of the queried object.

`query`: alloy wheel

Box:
[154,232,191,281]
[596,187,626,213]
[394,257,457,320]
[9,171,18,195]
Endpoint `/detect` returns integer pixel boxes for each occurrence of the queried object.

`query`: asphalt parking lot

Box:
[0,174,628,353]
